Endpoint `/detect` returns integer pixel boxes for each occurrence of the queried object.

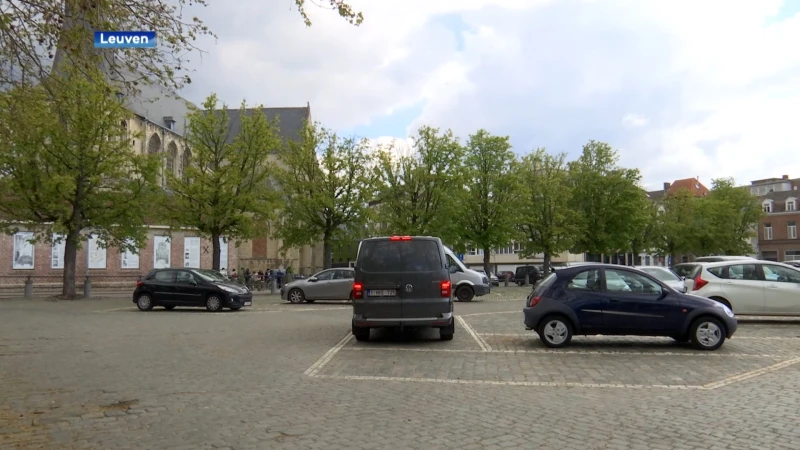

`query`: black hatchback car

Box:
[133,268,253,312]
[523,264,737,350]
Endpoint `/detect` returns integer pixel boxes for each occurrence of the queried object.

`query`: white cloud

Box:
[180,0,800,189]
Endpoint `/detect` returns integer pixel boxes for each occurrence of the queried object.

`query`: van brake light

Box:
[440,281,451,297]
[352,282,363,299]
[389,236,412,241]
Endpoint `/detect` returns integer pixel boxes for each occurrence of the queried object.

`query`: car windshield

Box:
[641,267,680,282]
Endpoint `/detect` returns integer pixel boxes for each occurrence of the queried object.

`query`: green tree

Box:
[568,141,648,256]
[1,0,362,91]
[701,178,763,255]
[656,188,703,262]
[455,130,519,273]
[273,123,376,269]
[516,149,581,273]
[629,198,661,263]
[375,126,465,243]
[0,65,159,298]
[161,94,281,270]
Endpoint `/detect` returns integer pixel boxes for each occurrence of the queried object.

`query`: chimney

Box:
[783,175,789,180]
[663,182,671,191]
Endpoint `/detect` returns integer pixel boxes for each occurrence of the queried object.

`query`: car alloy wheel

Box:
[538,316,572,348]
[690,317,725,350]
[136,294,153,311]
[288,289,305,304]
[205,295,223,312]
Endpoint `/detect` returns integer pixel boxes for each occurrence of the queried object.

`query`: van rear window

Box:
[358,239,442,272]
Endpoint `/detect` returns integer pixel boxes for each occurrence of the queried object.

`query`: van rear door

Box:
[354,238,403,319]
[398,238,450,320]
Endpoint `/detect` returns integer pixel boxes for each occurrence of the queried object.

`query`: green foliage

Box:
[454,130,519,271]
[516,149,581,272]
[294,0,364,26]
[653,188,702,258]
[629,198,661,257]
[0,64,160,296]
[273,122,376,268]
[568,141,648,255]
[374,126,465,244]
[162,94,282,269]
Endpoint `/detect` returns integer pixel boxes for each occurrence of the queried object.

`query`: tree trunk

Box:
[323,230,333,269]
[543,253,552,275]
[211,233,221,270]
[61,228,81,298]
[482,248,491,275]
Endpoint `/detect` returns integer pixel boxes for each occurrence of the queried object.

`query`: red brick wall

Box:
[0,227,237,287]
[251,237,267,258]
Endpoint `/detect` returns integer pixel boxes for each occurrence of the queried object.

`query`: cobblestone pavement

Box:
[2,288,800,449]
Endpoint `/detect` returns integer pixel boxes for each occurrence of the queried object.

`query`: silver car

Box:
[635,266,687,293]
[281,268,355,303]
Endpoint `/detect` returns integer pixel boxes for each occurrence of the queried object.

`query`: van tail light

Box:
[389,236,412,241]
[692,273,708,291]
[528,295,542,307]
[352,282,364,299]
[136,281,143,287]
[440,281,451,297]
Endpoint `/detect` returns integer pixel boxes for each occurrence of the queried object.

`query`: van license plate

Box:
[368,289,396,297]
[244,302,252,306]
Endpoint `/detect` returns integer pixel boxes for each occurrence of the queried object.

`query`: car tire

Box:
[163,305,175,310]
[288,288,305,304]
[439,319,455,341]
[205,294,224,312]
[136,294,154,311]
[229,306,241,311]
[689,316,726,351]
[455,285,474,302]
[537,315,573,348]
[352,323,370,342]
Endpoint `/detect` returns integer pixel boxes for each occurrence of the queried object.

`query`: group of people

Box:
[221,267,286,288]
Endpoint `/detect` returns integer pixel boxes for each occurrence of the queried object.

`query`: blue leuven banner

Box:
[94,31,156,48]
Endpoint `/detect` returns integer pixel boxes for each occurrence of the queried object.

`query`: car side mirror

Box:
[308,276,318,282]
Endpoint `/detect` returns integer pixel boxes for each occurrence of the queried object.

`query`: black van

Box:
[351,236,454,342]
[514,265,541,286]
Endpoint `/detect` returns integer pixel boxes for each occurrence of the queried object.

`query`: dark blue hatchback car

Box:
[523,264,737,350]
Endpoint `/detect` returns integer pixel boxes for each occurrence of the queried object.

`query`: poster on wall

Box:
[219,236,228,270]
[183,237,200,268]
[13,232,34,269]
[87,234,107,269]
[51,233,65,269]
[120,238,139,269]
[153,235,171,269]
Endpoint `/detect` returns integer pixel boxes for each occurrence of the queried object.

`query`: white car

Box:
[689,260,800,315]
[635,266,688,293]
[475,269,500,286]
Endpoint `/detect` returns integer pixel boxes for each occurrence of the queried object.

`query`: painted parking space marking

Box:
[476,332,800,341]
[337,346,786,358]
[702,357,800,389]
[304,333,353,377]
[457,315,491,351]
[93,306,351,314]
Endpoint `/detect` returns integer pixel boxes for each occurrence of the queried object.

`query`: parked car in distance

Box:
[635,266,687,293]
[352,236,455,341]
[523,264,737,350]
[784,261,800,269]
[515,265,542,286]
[443,247,491,302]
[671,263,703,289]
[133,268,253,312]
[688,260,800,315]
[281,267,355,303]
[694,255,757,263]
[497,271,515,282]
[475,269,500,286]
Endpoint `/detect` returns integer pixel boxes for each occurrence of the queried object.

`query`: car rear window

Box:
[533,272,557,296]
[153,270,174,282]
[358,239,442,272]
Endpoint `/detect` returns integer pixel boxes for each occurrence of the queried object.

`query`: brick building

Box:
[749,175,800,262]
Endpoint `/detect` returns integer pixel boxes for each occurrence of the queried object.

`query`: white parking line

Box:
[304,333,353,377]
[475,333,800,341]
[702,357,800,389]
[313,374,699,390]
[93,306,350,314]
[338,346,784,358]
[457,316,491,351]
[459,311,519,317]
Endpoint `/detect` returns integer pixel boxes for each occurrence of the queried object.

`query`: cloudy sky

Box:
[180,0,800,191]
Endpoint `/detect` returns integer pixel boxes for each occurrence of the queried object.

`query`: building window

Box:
[764,223,773,240]
[762,201,773,213]
[786,250,800,261]
[787,198,797,211]
[789,221,798,240]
